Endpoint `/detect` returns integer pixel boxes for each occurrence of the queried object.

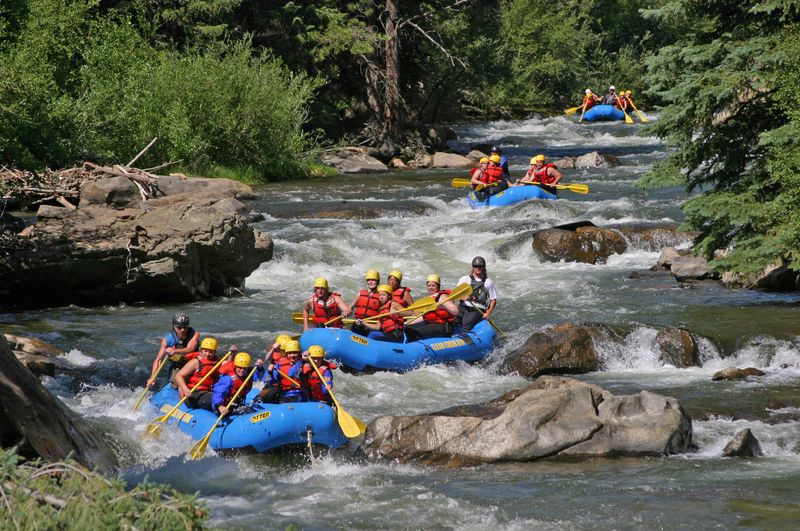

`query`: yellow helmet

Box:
[284,340,301,354]
[365,270,380,281]
[426,274,441,285]
[532,155,545,164]
[275,334,291,348]
[489,154,501,164]
[479,157,490,164]
[626,90,632,96]
[309,345,325,359]
[388,269,403,282]
[234,352,252,368]
[377,284,393,294]
[200,337,218,351]
[313,277,329,289]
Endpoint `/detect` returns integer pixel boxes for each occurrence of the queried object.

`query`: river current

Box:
[4,115,800,528]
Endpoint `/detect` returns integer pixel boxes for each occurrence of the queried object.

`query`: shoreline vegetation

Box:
[0,448,207,528]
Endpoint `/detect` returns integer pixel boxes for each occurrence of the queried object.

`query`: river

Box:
[3,115,800,528]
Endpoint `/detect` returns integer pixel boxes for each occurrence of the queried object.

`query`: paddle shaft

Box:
[627,98,649,123]
[189,366,257,459]
[134,355,168,411]
[151,351,231,426]
[308,357,363,438]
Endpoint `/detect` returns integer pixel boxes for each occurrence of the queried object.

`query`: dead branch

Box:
[397,0,473,30]
[126,137,159,167]
[401,20,467,68]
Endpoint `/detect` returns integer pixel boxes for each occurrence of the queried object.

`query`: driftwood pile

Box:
[0,138,175,210]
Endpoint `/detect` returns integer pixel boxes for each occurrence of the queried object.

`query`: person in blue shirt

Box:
[147,312,200,389]
[212,352,265,415]
[489,146,510,180]
[272,340,305,402]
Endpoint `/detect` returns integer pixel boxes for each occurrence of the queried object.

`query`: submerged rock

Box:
[362,376,692,466]
[712,367,766,381]
[722,428,763,457]
[609,223,695,252]
[0,334,118,472]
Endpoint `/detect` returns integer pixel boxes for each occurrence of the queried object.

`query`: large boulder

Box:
[746,260,800,291]
[79,176,140,209]
[431,152,472,168]
[712,367,766,381]
[3,334,69,377]
[466,150,487,162]
[609,223,695,252]
[670,254,717,281]
[321,147,389,174]
[501,322,706,378]
[575,152,621,168]
[532,224,627,264]
[0,188,273,309]
[0,334,118,473]
[362,376,692,466]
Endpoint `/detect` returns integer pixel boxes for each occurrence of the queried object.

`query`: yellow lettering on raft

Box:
[250,411,271,423]
[430,338,467,351]
[351,335,368,345]
[158,403,192,423]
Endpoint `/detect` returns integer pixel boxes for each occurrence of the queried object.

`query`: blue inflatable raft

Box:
[467,184,557,208]
[581,104,625,122]
[149,386,347,453]
[299,319,497,372]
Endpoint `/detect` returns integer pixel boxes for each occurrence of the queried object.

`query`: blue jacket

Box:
[499,155,510,179]
[211,367,265,411]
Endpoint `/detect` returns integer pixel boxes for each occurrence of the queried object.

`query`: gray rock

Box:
[551,157,576,169]
[466,150,487,161]
[153,175,258,200]
[500,322,606,377]
[362,376,692,466]
[3,334,65,357]
[411,152,433,169]
[79,176,140,209]
[0,334,118,472]
[722,428,763,457]
[431,152,472,168]
[532,224,627,264]
[671,254,717,281]
[655,327,703,368]
[321,147,388,174]
[574,151,620,168]
[608,223,696,253]
[655,246,686,270]
[746,261,800,291]
[0,189,273,309]
[712,367,766,381]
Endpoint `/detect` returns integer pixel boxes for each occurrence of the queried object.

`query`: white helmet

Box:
[585,88,592,94]
[609,85,616,91]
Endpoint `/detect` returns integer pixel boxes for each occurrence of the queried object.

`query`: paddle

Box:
[519,181,590,194]
[407,283,472,324]
[621,105,634,124]
[449,177,495,191]
[144,351,232,437]
[564,106,581,116]
[487,317,505,337]
[360,295,436,323]
[579,100,589,122]
[627,98,649,123]
[308,357,363,438]
[277,368,301,387]
[133,355,169,411]
[292,313,423,325]
[188,366,257,460]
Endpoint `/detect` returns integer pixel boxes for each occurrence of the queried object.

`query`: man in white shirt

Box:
[456,256,498,332]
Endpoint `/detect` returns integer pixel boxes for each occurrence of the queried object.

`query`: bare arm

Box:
[470,169,483,187]
[483,299,497,319]
[548,167,563,184]
[403,290,414,307]
[302,298,312,331]
[175,359,199,398]
[335,294,350,315]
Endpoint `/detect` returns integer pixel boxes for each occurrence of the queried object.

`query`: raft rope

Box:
[306,428,319,466]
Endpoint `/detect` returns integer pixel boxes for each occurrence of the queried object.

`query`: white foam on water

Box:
[693,417,800,458]
[63,348,97,367]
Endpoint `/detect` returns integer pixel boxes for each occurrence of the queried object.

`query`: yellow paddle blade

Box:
[450,177,472,188]
[445,282,472,302]
[623,109,634,124]
[355,416,367,434]
[635,109,649,123]
[292,313,304,324]
[560,183,590,194]
[337,408,363,438]
[564,106,581,115]
[189,434,212,460]
[144,418,165,437]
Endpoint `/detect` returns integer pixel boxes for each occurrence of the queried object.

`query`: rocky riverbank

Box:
[0,173,272,310]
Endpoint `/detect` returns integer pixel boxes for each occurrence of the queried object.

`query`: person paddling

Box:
[489,146,511,180]
[406,274,459,339]
[147,312,200,388]
[356,284,408,343]
[580,88,599,111]
[300,345,335,406]
[254,335,290,403]
[272,340,305,402]
[212,352,261,416]
[175,337,225,410]
[600,85,618,105]
[350,270,382,336]
[456,256,498,332]
[387,269,414,308]
[302,277,350,331]
[514,155,563,195]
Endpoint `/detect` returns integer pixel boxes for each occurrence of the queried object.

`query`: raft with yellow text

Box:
[149,386,347,452]
[299,320,497,372]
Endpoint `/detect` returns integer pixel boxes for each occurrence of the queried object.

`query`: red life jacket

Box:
[392,287,411,307]
[222,373,253,406]
[532,164,557,185]
[312,292,343,328]
[480,165,503,185]
[353,288,381,319]
[423,290,455,324]
[582,95,596,109]
[276,357,300,392]
[302,361,337,401]
[378,301,404,333]
[185,352,220,392]
[617,97,629,110]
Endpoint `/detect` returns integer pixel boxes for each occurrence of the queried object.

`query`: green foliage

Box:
[640,1,800,276]
[0,448,206,529]
[0,0,320,180]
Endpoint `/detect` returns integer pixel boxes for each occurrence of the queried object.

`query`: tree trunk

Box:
[383,0,401,150]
